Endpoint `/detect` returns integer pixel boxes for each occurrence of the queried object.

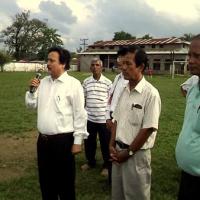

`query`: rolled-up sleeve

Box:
[72,81,88,144]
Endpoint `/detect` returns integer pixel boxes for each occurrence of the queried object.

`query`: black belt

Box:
[115,140,129,149]
[39,132,73,140]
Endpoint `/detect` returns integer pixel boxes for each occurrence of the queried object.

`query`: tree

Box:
[0,51,12,72]
[141,34,153,39]
[113,31,136,40]
[180,33,195,42]
[1,11,63,61]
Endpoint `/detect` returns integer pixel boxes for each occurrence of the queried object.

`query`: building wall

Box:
[4,62,47,72]
[80,55,100,71]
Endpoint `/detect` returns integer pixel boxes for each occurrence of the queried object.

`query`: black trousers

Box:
[178,170,200,200]
[84,121,111,168]
[37,133,75,200]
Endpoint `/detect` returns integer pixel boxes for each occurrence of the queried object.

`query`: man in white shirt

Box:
[106,48,129,184]
[110,46,161,200]
[25,46,87,200]
[106,48,129,130]
[81,58,112,177]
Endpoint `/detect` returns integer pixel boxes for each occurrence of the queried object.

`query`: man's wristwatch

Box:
[127,148,134,156]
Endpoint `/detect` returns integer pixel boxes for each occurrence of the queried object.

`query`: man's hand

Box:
[116,149,129,163]
[109,145,118,162]
[106,119,113,130]
[71,144,82,155]
[30,78,40,89]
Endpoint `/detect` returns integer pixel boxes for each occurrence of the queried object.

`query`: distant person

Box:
[106,48,129,130]
[81,58,112,177]
[25,46,88,200]
[110,46,161,200]
[106,48,129,184]
[180,75,199,97]
[176,34,200,200]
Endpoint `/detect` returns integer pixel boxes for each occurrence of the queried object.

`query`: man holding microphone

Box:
[25,46,88,200]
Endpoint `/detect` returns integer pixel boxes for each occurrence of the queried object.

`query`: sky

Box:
[0,0,200,52]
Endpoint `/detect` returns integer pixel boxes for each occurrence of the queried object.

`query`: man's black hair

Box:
[48,46,71,70]
[117,47,128,57]
[126,45,148,72]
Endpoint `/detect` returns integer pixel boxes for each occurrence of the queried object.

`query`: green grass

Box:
[0,72,190,199]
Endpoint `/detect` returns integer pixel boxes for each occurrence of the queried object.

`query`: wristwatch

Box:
[128,148,134,156]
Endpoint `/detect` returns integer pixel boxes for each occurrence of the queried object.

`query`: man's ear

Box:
[139,63,145,72]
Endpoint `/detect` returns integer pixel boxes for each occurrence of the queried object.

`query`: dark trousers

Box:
[178,170,200,200]
[84,121,111,168]
[37,133,75,200]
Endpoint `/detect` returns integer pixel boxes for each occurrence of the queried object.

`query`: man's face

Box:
[121,52,143,81]
[117,56,125,71]
[188,39,200,76]
[47,51,65,79]
[90,60,102,76]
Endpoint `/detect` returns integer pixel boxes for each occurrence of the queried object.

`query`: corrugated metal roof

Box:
[78,50,188,55]
[89,37,190,47]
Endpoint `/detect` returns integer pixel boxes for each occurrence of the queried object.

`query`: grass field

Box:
[0,71,189,200]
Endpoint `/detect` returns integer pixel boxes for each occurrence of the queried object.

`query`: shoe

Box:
[81,163,91,171]
[100,168,108,177]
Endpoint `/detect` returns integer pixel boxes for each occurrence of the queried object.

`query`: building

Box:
[78,37,190,74]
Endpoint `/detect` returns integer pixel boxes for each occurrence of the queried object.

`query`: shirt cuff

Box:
[74,135,83,145]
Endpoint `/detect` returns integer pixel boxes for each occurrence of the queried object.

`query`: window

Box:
[153,63,160,70]
[151,44,156,48]
[164,63,170,70]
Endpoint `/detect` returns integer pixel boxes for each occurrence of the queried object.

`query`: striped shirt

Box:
[83,74,112,123]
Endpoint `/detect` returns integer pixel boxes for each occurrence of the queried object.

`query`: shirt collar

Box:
[92,74,103,81]
[125,76,146,94]
[48,71,68,83]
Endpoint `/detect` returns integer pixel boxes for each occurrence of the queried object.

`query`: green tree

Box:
[0,51,12,72]
[113,31,136,40]
[141,34,153,39]
[1,11,63,61]
[180,33,195,42]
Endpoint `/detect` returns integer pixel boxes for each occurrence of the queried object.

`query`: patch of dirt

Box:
[0,131,38,182]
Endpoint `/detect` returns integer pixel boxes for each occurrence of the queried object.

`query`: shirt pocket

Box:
[128,105,143,126]
[54,94,69,114]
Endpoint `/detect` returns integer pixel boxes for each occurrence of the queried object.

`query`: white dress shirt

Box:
[25,72,88,145]
[106,73,128,119]
[113,77,161,149]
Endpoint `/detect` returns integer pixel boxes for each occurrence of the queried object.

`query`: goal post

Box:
[171,60,188,79]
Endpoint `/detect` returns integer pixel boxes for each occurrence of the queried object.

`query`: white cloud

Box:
[1,0,200,51]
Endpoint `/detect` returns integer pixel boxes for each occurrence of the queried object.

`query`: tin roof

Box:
[89,37,190,47]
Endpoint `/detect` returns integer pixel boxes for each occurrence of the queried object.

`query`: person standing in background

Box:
[106,48,129,184]
[81,58,112,177]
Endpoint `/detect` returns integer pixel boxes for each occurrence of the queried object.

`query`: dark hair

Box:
[125,45,148,72]
[48,46,71,70]
[117,47,128,57]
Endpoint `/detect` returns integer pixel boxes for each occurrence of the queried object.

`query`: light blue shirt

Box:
[176,82,200,176]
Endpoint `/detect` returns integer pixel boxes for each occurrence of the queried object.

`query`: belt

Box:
[115,140,129,149]
[39,132,73,140]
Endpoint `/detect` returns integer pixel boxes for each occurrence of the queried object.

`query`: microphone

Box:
[30,73,42,93]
